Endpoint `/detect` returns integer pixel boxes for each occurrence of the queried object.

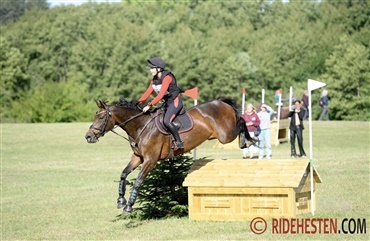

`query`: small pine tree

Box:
[126,155,195,220]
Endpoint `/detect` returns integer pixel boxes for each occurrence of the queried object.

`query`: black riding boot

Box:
[166,123,184,149]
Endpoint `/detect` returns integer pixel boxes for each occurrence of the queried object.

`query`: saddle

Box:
[154,108,194,135]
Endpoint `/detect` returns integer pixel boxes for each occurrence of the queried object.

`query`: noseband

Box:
[89,106,112,137]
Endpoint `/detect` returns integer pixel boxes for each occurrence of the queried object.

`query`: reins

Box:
[90,104,162,145]
[110,110,161,145]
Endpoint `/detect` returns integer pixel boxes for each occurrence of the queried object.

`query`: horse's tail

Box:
[217,96,254,144]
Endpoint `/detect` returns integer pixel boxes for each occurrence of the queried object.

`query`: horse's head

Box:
[85,100,115,143]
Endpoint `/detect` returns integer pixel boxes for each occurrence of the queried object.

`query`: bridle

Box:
[89,106,112,138]
[89,105,149,142]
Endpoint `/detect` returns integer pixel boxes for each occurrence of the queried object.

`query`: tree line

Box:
[1,0,369,122]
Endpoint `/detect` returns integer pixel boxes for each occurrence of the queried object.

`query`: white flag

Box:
[308,79,326,91]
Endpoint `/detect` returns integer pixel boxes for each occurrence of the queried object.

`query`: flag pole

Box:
[289,86,293,111]
[193,97,198,160]
[276,94,281,146]
[307,79,326,215]
[183,87,199,160]
[308,88,315,215]
[242,88,246,114]
[288,86,293,142]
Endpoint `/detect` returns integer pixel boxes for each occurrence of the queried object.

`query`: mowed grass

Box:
[1,121,369,240]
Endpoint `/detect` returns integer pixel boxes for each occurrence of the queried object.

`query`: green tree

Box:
[0,37,29,106]
[320,36,370,121]
[1,1,369,122]
[9,80,93,122]
[0,0,49,25]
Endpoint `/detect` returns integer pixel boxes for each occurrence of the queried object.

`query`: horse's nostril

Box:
[85,133,93,141]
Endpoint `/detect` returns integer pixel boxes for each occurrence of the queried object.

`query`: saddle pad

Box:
[155,111,194,135]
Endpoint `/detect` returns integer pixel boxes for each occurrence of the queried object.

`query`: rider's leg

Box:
[164,96,184,148]
[165,122,183,148]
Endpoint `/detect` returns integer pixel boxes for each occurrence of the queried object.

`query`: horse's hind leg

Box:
[237,117,257,148]
[117,154,142,209]
[123,159,156,214]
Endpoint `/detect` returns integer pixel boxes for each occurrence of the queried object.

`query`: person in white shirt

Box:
[257,104,274,159]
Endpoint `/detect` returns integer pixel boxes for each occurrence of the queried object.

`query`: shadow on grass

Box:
[111,211,149,228]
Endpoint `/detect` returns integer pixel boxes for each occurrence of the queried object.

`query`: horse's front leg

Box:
[123,159,156,214]
[117,154,142,209]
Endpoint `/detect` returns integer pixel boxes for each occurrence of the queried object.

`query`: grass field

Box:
[2,121,369,240]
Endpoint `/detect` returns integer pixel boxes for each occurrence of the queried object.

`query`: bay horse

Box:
[85,97,255,214]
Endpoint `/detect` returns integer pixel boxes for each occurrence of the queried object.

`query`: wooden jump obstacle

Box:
[271,119,289,146]
[183,159,322,221]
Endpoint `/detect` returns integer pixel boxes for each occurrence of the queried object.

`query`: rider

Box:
[138,57,184,149]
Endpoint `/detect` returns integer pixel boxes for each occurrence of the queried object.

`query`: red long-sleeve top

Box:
[138,75,173,106]
[242,112,260,132]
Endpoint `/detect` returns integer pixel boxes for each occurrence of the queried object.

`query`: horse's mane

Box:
[110,97,142,110]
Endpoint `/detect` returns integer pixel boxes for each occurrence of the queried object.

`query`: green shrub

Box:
[125,155,194,220]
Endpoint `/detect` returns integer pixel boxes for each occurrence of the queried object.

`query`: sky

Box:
[48,0,122,8]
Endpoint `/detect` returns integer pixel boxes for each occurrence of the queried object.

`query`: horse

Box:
[85,97,255,214]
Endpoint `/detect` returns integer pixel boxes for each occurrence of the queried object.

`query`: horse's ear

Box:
[99,100,108,109]
[96,100,106,109]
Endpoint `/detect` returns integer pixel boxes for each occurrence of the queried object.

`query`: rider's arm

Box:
[138,80,154,103]
[148,75,172,106]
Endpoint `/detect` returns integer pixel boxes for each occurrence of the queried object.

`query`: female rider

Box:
[138,57,184,149]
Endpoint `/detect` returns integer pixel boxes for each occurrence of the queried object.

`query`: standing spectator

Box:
[275,88,283,113]
[301,90,309,120]
[318,89,329,121]
[288,100,307,158]
[257,104,274,159]
[242,103,260,159]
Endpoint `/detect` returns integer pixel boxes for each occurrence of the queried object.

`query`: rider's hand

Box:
[143,106,150,113]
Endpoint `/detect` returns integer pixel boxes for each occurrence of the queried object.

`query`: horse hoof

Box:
[117,197,127,209]
[122,205,133,215]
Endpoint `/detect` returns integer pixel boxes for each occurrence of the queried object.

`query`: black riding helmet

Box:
[147,57,165,69]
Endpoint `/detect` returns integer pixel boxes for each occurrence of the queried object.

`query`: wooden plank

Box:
[185,175,304,184]
[188,169,305,175]
[190,160,307,166]
[189,163,308,172]
[189,163,308,170]
[190,187,291,195]
[184,179,300,187]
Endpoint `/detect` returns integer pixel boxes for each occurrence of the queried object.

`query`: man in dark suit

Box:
[288,100,307,158]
